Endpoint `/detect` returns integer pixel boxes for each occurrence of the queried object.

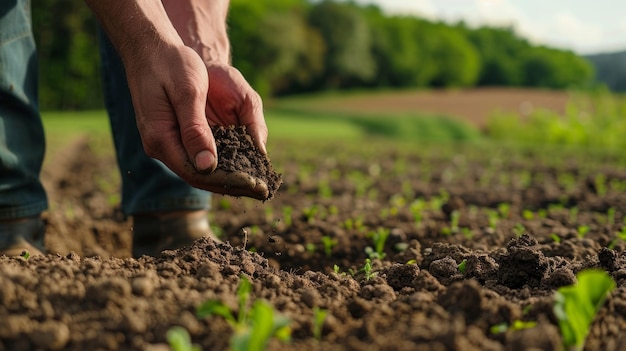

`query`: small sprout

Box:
[489,320,537,335]
[607,207,616,226]
[450,210,460,233]
[513,223,526,237]
[281,206,293,227]
[550,233,561,243]
[537,209,548,218]
[569,207,579,224]
[217,198,232,210]
[167,326,201,351]
[321,236,338,257]
[553,269,616,351]
[406,259,417,265]
[362,259,377,281]
[20,250,30,260]
[312,308,328,341]
[440,227,452,236]
[457,259,467,274]
[498,203,511,219]
[366,227,390,259]
[305,243,316,255]
[461,227,473,240]
[333,264,341,274]
[197,275,291,351]
[522,209,534,220]
[394,242,409,252]
[576,225,590,238]
[487,210,499,229]
[302,205,319,224]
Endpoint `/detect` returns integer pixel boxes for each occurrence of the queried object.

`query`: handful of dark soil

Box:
[212,125,282,200]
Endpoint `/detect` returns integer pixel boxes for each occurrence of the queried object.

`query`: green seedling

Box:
[312,308,328,341]
[537,209,548,219]
[409,199,425,228]
[302,205,319,224]
[366,227,390,259]
[522,209,535,220]
[607,226,626,250]
[231,301,291,351]
[321,236,338,257]
[489,320,537,335]
[569,207,579,224]
[487,210,499,229]
[305,243,316,255]
[498,203,511,219]
[167,326,201,351]
[553,269,616,351]
[450,210,460,233]
[457,259,467,274]
[217,198,232,210]
[281,206,293,227]
[20,250,30,260]
[593,174,607,196]
[550,233,561,243]
[362,259,377,281]
[461,227,473,240]
[328,205,339,216]
[513,223,526,237]
[318,180,333,199]
[197,276,291,351]
[576,225,590,238]
[607,207,615,226]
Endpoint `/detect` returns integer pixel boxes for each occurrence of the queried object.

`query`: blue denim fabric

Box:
[0,0,48,220]
[97,30,211,215]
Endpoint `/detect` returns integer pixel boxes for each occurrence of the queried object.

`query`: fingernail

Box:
[195,150,215,172]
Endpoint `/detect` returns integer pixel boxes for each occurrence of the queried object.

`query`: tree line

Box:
[32,0,594,110]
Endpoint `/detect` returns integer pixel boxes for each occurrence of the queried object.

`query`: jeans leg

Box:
[0,0,47,220]
[97,29,211,216]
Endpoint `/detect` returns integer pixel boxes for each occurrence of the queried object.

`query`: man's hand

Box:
[204,63,268,155]
[85,0,270,199]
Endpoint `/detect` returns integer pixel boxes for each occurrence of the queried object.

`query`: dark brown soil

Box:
[2,134,626,351]
[213,125,282,200]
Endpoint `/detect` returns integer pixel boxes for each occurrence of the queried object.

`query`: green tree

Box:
[33,0,102,110]
[308,1,375,88]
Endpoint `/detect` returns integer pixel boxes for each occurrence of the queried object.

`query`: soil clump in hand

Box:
[213,125,282,200]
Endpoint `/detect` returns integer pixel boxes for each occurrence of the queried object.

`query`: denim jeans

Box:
[0,0,211,221]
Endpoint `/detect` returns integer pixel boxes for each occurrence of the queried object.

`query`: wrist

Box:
[162,0,231,64]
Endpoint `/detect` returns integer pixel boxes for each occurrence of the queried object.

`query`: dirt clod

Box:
[213,125,282,199]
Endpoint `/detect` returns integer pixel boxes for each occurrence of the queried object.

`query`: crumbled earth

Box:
[2,136,626,351]
[213,125,282,200]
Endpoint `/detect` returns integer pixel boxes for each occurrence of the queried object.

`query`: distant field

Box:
[272,87,570,128]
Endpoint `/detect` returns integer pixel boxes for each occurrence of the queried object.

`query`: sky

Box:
[357,0,626,55]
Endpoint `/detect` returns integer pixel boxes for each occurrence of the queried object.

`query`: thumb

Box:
[179,104,217,173]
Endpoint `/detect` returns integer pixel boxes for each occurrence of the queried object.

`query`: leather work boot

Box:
[132,210,217,258]
[0,216,46,257]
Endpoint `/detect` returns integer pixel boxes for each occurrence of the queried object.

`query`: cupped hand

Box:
[124,45,269,199]
[203,62,268,154]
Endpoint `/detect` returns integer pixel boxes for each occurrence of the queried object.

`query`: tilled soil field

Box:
[2,135,626,351]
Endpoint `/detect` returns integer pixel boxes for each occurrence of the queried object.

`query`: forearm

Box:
[162,0,231,64]
[84,0,184,67]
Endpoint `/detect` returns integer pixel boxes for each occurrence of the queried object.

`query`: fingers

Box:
[242,95,268,155]
[168,52,217,173]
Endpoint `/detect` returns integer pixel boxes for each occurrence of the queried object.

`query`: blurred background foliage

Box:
[33,0,597,111]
